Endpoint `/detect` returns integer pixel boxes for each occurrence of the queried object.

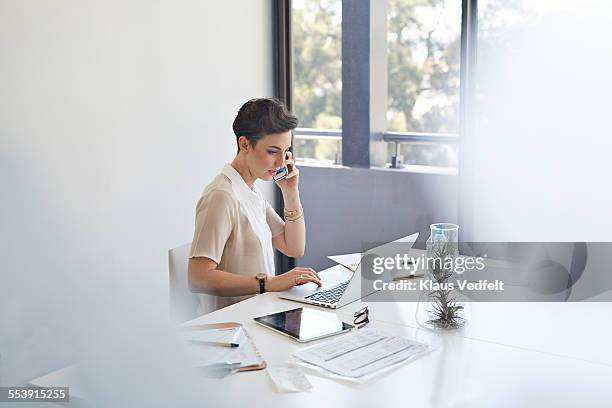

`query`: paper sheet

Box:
[293,329,429,379]
[327,253,361,272]
[267,365,312,393]
[327,253,422,279]
[327,232,419,272]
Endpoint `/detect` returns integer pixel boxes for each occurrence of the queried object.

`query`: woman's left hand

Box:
[276,151,299,191]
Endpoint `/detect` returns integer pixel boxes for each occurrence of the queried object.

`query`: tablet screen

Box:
[254,308,354,342]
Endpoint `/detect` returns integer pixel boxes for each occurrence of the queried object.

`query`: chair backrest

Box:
[168,243,216,323]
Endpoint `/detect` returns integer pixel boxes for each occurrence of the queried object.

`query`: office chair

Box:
[168,243,216,323]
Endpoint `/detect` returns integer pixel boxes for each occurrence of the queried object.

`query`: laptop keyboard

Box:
[304,281,349,304]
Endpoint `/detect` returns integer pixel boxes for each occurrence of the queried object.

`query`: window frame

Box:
[272,0,295,274]
[283,0,478,169]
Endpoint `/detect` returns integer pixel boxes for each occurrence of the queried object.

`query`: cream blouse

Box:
[189,164,285,311]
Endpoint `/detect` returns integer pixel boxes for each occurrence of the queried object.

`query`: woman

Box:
[188,98,321,311]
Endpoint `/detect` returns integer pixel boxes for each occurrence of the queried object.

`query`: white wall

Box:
[0,0,273,388]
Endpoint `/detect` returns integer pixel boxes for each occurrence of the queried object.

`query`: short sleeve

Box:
[266,201,285,238]
[189,190,235,263]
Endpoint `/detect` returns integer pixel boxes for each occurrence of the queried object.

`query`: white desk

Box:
[184,264,612,408]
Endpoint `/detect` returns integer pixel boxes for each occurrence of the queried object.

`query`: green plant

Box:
[426,241,466,329]
[428,290,465,329]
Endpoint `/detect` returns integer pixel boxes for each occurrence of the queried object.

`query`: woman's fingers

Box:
[308,271,321,286]
[293,267,318,277]
[310,268,321,279]
[297,272,321,286]
[282,152,297,179]
[284,152,294,168]
[293,268,321,286]
[296,274,321,287]
[284,164,298,179]
[297,267,320,279]
[292,269,316,285]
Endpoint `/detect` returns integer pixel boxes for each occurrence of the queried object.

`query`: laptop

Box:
[278,233,419,309]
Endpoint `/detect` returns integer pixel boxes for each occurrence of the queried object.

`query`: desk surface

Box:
[29,265,612,407]
[183,264,612,408]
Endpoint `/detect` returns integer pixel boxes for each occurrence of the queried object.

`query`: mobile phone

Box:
[273,149,293,181]
[273,166,288,181]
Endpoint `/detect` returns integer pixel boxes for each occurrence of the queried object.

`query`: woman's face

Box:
[244,132,292,181]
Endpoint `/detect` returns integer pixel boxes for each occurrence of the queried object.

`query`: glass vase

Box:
[416,223,470,330]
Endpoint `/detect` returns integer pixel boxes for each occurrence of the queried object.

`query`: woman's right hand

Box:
[267,267,322,292]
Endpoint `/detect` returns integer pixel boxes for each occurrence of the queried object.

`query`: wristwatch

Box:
[255,273,267,294]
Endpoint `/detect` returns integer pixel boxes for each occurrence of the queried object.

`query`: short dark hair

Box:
[232,98,298,152]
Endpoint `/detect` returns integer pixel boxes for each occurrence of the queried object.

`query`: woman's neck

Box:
[230,156,256,189]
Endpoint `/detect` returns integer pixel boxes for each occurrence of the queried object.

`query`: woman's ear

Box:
[238,136,250,152]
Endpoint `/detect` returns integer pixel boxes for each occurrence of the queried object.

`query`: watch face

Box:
[256,273,266,294]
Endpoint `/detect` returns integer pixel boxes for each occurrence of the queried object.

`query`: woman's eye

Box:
[268,151,278,155]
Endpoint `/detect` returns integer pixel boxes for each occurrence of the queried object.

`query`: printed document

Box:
[293,329,429,379]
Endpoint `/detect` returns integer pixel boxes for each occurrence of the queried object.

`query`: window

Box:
[292,0,342,164]
[290,0,477,169]
[387,0,461,168]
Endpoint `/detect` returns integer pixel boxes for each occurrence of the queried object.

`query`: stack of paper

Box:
[292,329,430,382]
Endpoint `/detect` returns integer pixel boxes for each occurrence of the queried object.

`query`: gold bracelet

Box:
[284,208,304,222]
[284,207,302,218]
[286,213,304,223]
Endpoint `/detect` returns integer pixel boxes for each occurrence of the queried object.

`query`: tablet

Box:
[253,307,354,343]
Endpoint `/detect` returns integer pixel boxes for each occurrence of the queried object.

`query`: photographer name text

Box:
[372,279,505,292]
